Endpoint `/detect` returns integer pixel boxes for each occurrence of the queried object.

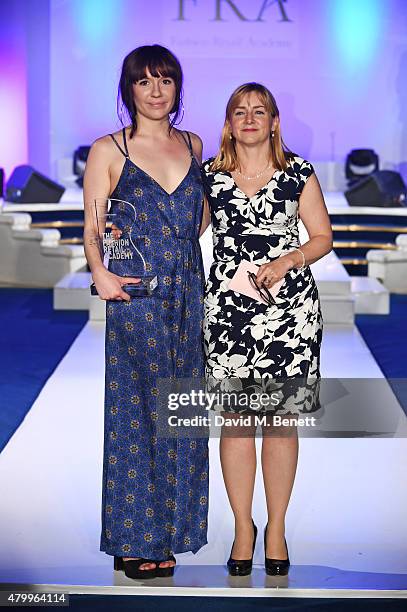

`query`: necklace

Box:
[235,162,272,181]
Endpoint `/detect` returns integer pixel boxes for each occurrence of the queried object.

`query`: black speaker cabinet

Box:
[345,170,407,207]
[6,165,65,203]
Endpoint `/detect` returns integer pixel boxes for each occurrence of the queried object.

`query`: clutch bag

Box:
[228,260,285,304]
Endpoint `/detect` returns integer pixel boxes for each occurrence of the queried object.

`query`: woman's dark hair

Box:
[117,44,183,137]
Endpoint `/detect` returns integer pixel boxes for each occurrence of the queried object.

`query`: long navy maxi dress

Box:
[100,129,209,559]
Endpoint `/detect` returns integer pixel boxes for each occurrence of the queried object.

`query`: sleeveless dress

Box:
[100,129,209,559]
[201,155,323,415]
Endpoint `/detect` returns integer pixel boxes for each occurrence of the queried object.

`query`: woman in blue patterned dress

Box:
[200,83,332,576]
[83,45,208,579]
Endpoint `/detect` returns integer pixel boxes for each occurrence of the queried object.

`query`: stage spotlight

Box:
[345,149,379,186]
[73,146,91,188]
[6,165,65,203]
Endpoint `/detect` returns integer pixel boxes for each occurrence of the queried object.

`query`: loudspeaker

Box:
[344,170,406,207]
[6,165,65,203]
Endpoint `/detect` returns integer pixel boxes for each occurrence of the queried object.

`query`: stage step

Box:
[53,271,106,321]
[351,276,390,315]
[340,257,368,265]
[31,221,84,229]
[59,237,84,245]
[53,271,91,310]
[318,293,355,325]
[329,207,407,276]
[309,250,351,296]
[334,240,398,249]
[0,212,87,287]
[332,224,407,233]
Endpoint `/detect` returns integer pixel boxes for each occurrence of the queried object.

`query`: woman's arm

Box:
[83,138,111,276]
[83,138,139,301]
[188,131,203,164]
[256,173,333,287]
[188,132,212,237]
[199,196,211,237]
[288,173,333,267]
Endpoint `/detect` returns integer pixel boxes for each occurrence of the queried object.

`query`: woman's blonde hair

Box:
[210,82,293,173]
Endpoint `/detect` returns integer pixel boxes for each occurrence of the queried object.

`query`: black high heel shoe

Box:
[114,555,176,579]
[264,524,290,576]
[227,519,258,576]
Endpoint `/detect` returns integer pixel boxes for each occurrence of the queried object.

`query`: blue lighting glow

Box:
[330,0,384,70]
[74,0,119,45]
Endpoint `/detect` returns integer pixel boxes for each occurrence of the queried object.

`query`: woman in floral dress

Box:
[83,45,208,580]
[200,82,332,575]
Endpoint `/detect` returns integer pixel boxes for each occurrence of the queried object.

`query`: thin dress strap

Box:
[121,127,130,158]
[109,131,129,159]
[180,131,194,158]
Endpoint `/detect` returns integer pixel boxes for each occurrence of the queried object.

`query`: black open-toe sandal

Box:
[114,556,158,579]
[155,555,176,578]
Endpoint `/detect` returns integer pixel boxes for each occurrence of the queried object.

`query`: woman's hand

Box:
[256,254,297,288]
[111,224,122,240]
[92,268,141,301]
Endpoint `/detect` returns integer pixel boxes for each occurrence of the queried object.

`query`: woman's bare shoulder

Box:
[88,132,123,163]
[179,130,203,161]
[96,128,124,146]
[187,130,203,150]
[90,134,112,152]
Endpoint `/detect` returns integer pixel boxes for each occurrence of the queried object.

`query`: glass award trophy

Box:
[89,198,158,298]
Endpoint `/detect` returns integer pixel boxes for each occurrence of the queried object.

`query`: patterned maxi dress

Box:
[100,129,209,559]
[201,155,323,415]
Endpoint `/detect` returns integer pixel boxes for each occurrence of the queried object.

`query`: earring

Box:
[271,131,275,138]
[229,134,233,140]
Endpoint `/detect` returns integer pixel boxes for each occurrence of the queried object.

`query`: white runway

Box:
[0,318,406,596]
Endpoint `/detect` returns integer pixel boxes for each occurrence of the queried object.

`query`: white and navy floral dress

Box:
[201,155,323,414]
